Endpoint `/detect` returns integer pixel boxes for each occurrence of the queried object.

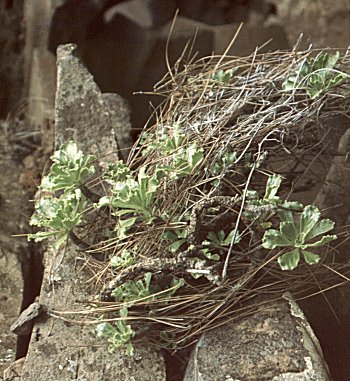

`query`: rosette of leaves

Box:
[282,51,349,99]
[262,205,337,270]
[245,174,302,229]
[140,123,204,178]
[211,68,237,84]
[95,307,135,355]
[112,273,184,304]
[200,229,241,261]
[98,165,167,238]
[102,161,131,184]
[41,141,96,193]
[28,189,86,249]
[110,249,136,269]
[155,123,204,179]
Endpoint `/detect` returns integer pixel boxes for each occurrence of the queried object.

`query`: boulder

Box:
[20,44,164,380]
[184,293,331,381]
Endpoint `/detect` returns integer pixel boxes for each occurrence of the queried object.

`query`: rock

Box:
[184,293,331,381]
[298,124,350,381]
[0,123,35,373]
[3,357,25,381]
[0,1,24,117]
[267,0,349,48]
[101,93,133,161]
[20,43,165,381]
[54,44,132,160]
[10,303,46,336]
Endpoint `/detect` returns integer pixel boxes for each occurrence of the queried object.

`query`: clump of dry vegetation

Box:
[38,42,350,353]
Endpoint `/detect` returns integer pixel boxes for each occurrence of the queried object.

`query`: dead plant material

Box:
[53,43,350,350]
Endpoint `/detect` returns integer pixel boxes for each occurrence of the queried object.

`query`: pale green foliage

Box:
[282,52,348,99]
[211,68,237,83]
[162,228,188,253]
[110,249,136,268]
[28,189,86,249]
[246,174,302,229]
[95,307,135,356]
[112,273,184,304]
[98,165,167,238]
[113,272,154,303]
[99,126,203,239]
[102,161,131,183]
[210,151,237,185]
[166,142,204,179]
[140,123,204,178]
[200,229,241,261]
[188,229,241,278]
[262,205,337,270]
[41,142,95,192]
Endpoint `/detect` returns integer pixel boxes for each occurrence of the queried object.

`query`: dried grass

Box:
[53,41,350,350]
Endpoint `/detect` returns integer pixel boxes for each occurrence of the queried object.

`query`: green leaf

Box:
[304,218,335,242]
[302,250,320,265]
[278,249,300,270]
[96,322,116,338]
[111,250,136,268]
[299,205,320,243]
[203,251,220,261]
[303,234,337,248]
[42,142,96,192]
[162,231,178,241]
[282,52,348,99]
[280,221,298,243]
[264,174,282,200]
[116,217,138,239]
[223,228,241,246]
[168,239,186,253]
[262,229,293,249]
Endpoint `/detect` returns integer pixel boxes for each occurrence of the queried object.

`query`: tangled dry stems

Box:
[55,43,350,350]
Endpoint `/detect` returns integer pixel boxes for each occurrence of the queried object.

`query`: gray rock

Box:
[20,43,165,381]
[184,293,331,381]
[54,43,131,163]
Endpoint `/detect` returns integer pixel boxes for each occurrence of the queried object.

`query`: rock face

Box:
[20,44,164,381]
[184,294,331,381]
[268,0,350,48]
[299,123,350,381]
[54,44,132,157]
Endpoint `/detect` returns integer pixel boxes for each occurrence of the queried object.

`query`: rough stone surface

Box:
[54,44,130,162]
[184,294,331,381]
[268,0,350,48]
[20,43,164,381]
[101,93,133,161]
[298,124,350,381]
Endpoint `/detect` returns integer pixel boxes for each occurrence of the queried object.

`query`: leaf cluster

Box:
[41,142,95,192]
[262,205,336,270]
[282,52,349,99]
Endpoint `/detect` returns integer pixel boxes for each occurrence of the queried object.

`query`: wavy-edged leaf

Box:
[264,174,282,200]
[304,234,337,248]
[302,250,320,265]
[278,249,300,270]
[262,229,293,249]
[304,218,335,242]
[280,221,298,243]
[299,205,320,243]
